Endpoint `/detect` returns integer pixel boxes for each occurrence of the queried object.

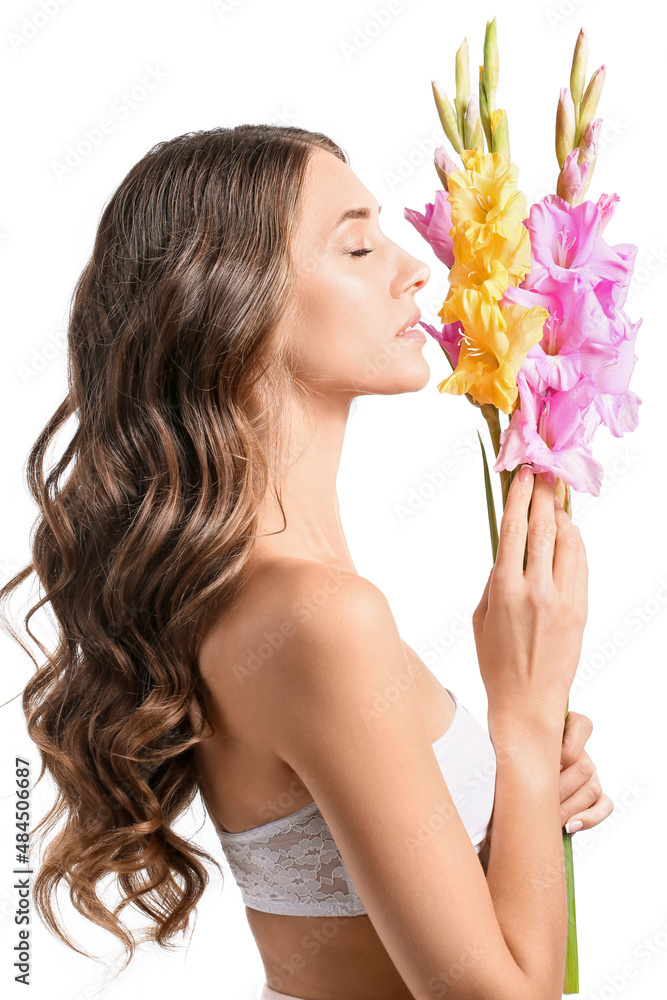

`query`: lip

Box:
[396,327,427,342]
[396,309,422,336]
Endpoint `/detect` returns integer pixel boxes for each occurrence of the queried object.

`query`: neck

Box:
[252,393,358,574]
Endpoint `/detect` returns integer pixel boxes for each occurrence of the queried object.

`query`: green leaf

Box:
[478,430,498,563]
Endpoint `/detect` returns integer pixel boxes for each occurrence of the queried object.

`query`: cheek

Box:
[291,265,387,378]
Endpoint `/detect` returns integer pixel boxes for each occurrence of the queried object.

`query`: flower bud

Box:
[576,152,597,202]
[455,38,471,140]
[471,114,485,155]
[576,65,606,146]
[464,93,480,150]
[556,86,576,169]
[490,108,510,159]
[434,145,459,190]
[577,117,602,164]
[483,17,499,114]
[432,79,464,154]
[569,29,588,109]
[556,148,591,204]
[478,64,492,152]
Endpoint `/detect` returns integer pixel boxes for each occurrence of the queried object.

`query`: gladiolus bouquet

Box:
[405,19,642,995]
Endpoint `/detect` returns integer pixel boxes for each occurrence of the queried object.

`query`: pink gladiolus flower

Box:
[403,190,455,267]
[419,319,464,367]
[523,194,635,303]
[501,282,595,393]
[501,278,642,438]
[493,370,605,496]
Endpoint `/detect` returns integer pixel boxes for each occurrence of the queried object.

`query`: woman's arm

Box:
[476,708,615,877]
[245,563,569,1000]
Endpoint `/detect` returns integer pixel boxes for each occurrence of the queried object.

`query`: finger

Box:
[474,565,495,621]
[573,526,589,619]
[525,471,559,585]
[559,762,601,819]
[559,712,594,771]
[552,507,581,604]
[562,791,614,834]
[494,465,534,583]
[559,750,595,803]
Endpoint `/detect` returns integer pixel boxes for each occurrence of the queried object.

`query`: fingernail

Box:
[544,470,556,483]
[554,495,563,508]
[518,464,532,483]
[560,762,564,771]
[565,820,583,834]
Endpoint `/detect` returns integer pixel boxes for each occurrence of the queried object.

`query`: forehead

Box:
[297,147,378,238]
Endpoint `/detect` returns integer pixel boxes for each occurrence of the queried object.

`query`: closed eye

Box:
[346,248,374,258]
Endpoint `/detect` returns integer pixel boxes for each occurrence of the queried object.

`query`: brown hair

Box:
[0,123,348,974]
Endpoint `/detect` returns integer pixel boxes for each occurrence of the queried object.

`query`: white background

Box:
[1,1,665,998]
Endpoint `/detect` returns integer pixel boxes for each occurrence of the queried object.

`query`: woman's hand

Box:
[558,710,614,834]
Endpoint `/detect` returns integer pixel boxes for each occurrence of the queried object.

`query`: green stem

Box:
[562,483,579,993]
[563,692,579,992]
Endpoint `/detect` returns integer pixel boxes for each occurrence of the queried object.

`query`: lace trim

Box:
[218,803,368,916]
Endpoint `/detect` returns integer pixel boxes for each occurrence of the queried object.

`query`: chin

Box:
[354,357,432,396]
[399,361,432,393]
[395,351,431,392]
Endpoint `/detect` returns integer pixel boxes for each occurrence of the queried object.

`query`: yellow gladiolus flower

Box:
[437,287,548,412]
[441,225,532,321]
[441,254,509,317]
[447,149,527,261]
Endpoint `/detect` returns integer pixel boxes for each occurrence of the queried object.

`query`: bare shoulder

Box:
[196,556,392,700]
[242,558,411,756]
[264,557,391,634]
[233,556,391,650]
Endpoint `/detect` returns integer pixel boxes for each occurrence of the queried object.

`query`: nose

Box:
[388,240,431,299]
[402,252,431,296]
[411,256,431,291]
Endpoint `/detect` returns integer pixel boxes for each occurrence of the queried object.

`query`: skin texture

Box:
[249,146,432,570]
[193,147,613,999]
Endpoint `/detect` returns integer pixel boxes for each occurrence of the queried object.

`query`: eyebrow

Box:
[331,203,382,231]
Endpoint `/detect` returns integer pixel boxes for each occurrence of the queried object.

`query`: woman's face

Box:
[286,146,432,397]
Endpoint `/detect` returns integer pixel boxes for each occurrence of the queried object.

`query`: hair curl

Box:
[0,123,348,974]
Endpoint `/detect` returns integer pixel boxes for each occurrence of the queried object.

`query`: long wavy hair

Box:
[0,123,349,973]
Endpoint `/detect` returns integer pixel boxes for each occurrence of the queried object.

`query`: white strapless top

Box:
[212,687,496,916]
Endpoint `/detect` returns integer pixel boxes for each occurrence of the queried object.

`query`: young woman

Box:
[0,124,612,1000]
